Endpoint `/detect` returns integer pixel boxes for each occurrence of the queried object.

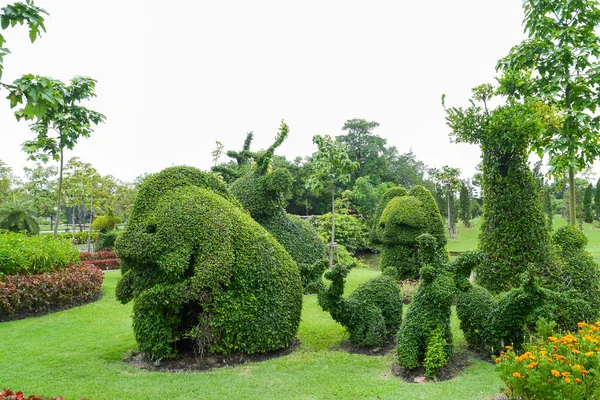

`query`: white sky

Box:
[0,0,576,183]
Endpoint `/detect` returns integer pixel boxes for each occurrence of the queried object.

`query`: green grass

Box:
[0,269,501,400]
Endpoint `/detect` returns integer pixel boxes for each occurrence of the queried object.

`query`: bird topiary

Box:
[318,259,403,347]
[114,166,303,360]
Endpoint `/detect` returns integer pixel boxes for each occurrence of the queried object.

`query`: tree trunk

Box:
[72,205,75,240]
[447,186,452,239]
[569,166,576,226]
[50,215,53,231]
[87,183,94,252]
[566,84,576,226]
[52,148,64,239]
[329,184,335,269]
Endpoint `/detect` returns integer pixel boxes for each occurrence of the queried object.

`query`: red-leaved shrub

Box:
[81,258,120,270]
[79,251,115,261]
[0,265,104,321]
[1,388,85,400]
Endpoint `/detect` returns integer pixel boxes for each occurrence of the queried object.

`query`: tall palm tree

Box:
[0,197,40,235]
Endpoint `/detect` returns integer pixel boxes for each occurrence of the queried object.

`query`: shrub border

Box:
[0,265,104,322]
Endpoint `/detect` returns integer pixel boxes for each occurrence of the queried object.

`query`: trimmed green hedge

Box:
[0,231,79,277]
[115,166,303,360]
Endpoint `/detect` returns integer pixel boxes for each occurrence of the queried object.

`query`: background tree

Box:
[306,135,358,268]
[20,76,105,238]
[22,162,57,229]
[112,180,137,222]
[0,160,17,204]
[336,119,386,184]
[429,166,461,238]
[0,197,39,235]
[532,161,554,232]
[499,0,600,225]
[211,140,224,167]
[584,183,594,223]
[458,180,472,228]
[0,1,65,120]
[343,176,395,227]
[596,178,600,225]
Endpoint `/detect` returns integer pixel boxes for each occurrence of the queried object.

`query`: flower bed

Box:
[1,388,85,400]
[496,320,600,399]
[79,251,115,261]
[0,265,104,322]
[81,258,120,271]
[79,251,120,271]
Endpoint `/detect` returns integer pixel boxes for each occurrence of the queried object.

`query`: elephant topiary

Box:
[115,166,303,360]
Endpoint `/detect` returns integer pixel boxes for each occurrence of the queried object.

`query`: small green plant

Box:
[0,231,79,276]
[424,328,449,379]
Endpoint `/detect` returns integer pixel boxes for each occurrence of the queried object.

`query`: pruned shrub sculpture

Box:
[115,166,303,360]
[224,122,328,293]
[396,234,455,377]
[318,259,403,347]
[374,185,447,280]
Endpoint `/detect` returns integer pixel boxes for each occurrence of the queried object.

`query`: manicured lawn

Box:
[0,269,501,400]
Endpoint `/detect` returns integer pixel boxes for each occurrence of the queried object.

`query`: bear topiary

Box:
[318,259,403,347]
[115,166,303,360]
[396,234,455,376]
[224,122,328,293]
[375,185,447,280]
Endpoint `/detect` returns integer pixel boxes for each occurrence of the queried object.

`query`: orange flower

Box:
[572,349,581,354]
[575,378,582,383]
[526,362,538,369]
[565,377,571,383]
[551,370,561,377]
[586,351,594,357]
[561,371,570,377]
[578,322,588,328]
[505,346,512,350]
[495,357,501,363]
[513,372,522,378]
